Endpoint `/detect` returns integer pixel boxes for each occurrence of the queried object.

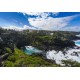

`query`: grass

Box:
[3,48,59,67]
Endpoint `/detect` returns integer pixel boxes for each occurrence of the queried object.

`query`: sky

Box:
[0,12,80,31]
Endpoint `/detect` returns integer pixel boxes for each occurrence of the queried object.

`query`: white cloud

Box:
[61,26,80,32]
[28,15,78,30]
[20,12,80,31]
[22,12,59,18]
[2,25,36,31]
[51,12,59,16]
[23,12,43,16]
[23,25,36,30]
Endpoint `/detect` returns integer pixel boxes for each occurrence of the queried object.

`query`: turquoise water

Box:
[24,49,34,55]
[75,41,80,45]
[76,34,80,37]
[75,34,80,46]
[75,40,80,46]
[24,46,42,55]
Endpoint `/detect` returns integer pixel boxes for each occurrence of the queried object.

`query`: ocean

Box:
[74,40,80,46]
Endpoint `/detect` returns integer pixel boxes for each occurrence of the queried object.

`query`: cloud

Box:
[20,12,80,31]
[28,15,78,30]
[25,12,59,15]
[61,26,80,32]
[2,25,36,31]
[22,12,59,18]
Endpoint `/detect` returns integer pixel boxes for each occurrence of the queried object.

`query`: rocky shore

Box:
[46,46,80,66]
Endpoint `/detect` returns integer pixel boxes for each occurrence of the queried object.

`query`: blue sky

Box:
[0,12,80,31]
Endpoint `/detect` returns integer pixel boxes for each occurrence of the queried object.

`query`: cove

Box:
[24,46,43,55]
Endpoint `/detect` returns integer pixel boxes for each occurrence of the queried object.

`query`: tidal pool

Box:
[24,46,42,55]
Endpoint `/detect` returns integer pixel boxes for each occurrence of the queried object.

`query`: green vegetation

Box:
[3,48,59,67]
[0,28,80,67]
[62,60,80,67]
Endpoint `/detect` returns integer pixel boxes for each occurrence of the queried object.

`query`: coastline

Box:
[74,40,80,47]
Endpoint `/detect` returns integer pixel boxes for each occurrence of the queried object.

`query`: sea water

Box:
[74,40,80,46]
[75,34,80,46]
[24,46,42,55]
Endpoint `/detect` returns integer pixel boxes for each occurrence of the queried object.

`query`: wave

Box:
[46,48,80,66]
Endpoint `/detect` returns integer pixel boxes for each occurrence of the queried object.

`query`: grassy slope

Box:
[3,48,59,67]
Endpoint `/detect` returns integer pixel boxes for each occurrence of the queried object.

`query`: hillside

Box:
[0,28,80,67]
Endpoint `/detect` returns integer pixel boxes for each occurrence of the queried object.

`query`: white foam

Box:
[25,46,34,50]
[46,48,80,65]
[25,46,42,53]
